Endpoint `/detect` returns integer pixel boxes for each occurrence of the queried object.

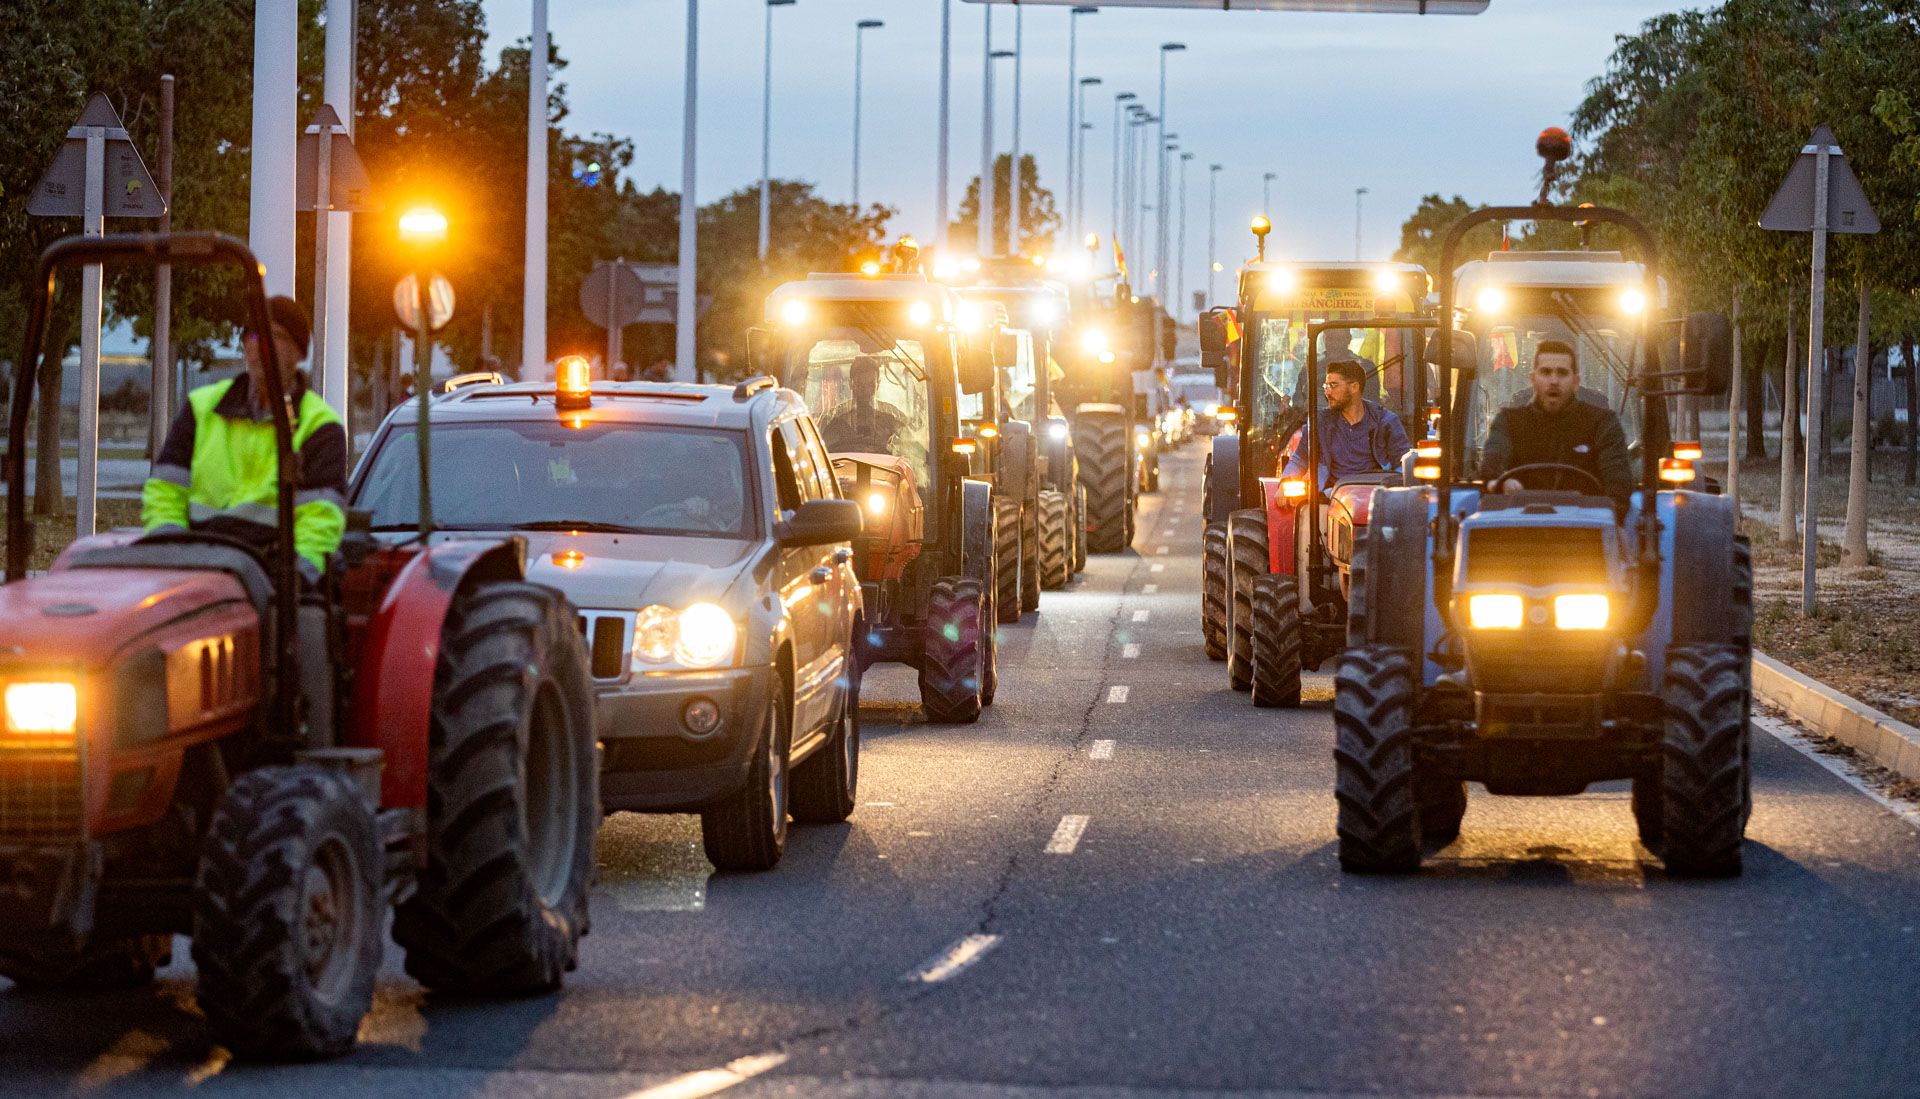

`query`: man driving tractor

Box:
[820,355,910,454]
[1281,357,1412,488]
[1476,339,1632,498]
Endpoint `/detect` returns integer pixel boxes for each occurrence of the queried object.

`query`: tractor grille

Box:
[0,755,82,841]
[576,612,630,680]
[1465,527,1608,588]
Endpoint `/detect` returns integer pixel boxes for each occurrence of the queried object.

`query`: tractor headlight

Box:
[633,603,739,669]
[1049,422,1069,441]
[1136,429,1152,449]
[1466,593,1524,630]
[1080,328,1109,355]
[866,491,890,517]
[779,299,810,327]
[1552,593,1611,631]
[5,682,78,737]
[1474,286,1506,314]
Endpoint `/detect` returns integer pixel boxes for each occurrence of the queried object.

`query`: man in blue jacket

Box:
[1282,358,1413,487]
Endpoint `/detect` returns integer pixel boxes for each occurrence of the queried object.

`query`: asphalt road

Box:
[6,445,1920,1098]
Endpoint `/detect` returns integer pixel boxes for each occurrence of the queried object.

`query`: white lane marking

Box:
[1132,610,1150,622]
[1143,583,1159,593]
[1150,563,1165,573]
[1756,712,1920,832]
[1122,643,1141,659]
[1090,739,1115,759]
[1106,685,1131,703]
[620,1052,789,1099]
[905,934,1003,983]
[1046,814,1090,854]
[1156,546,1170,555]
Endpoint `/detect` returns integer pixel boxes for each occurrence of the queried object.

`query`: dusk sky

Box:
[480,0,1686,305]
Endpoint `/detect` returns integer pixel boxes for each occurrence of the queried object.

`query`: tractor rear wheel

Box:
[1335,645,1423,874]
[994,496,1022,625]
[1656,643,1749,878]
[1078,416,1131,553]
[1073,484,1090,572]
[1020,504,1041,613]
[1038,489,1070,589]
[394,581,597,994]
[192,766,382,1060]
[1226,509,1267,692]
[1250,574,1304,708]
[920,576,987,723]
[0,934,171,992]
[1202,521,1229,660]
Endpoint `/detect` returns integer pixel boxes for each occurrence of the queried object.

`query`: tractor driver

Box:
[143,295,348,738]
[820,355,909,454]
[1477,339,1633,499]
[1281,358,1412,488]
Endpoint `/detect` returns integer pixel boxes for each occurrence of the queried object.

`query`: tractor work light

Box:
[1280,476,1309,502]
[4,681,78,737]
[979,425,1000,440]
[1467,593,1524,630]
[952,438,979,456]
[1553,593,1611,631]
[859,260,882,277]
[555,355,592,412]
[1372,269,1402,294]
[1030,253,1049,267]
[1050,422,1070,441]
[955,301,986,332]
[1250,215,1271,237]
[634,603,739,669]
[1265,268,1297,294]
[1659,458,1696,484]
[1413,459,1442,481]
[932,255,962,280]
[1474,286,1506,314]
[908,300,935,327]
[1415,439,1442,459]
[1031,299,1060,326]
[1618,287,1648,315]
[1098,351,1117,364]
[1080,327,1110,355]
[1136,429,1152,449]
[780,298,810,326]
[1672,441,1704,462]
[866,491,889,517]
[1216,406,1237,423]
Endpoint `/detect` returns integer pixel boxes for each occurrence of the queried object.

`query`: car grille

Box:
[576,612,630,680]
[0,754,82,841]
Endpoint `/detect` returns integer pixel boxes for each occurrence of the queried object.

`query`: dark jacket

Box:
[1478,396,1633,499]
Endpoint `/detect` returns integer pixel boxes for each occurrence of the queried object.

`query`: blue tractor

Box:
[1336,132,1746,876]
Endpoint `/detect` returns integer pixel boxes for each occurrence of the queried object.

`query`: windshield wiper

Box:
[512,520,649,534]
[1550,291,1635,389]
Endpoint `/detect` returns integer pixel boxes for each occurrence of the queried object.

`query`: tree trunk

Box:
[1842,280,1870,567]
[1905,336,1916,487]
[1727,292,1743,523]
[1779,305,1799,544]
[1744,325,1769,461]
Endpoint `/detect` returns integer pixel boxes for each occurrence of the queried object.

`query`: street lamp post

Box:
[523,0,549,376]
[1178,151,1193,322]
[936,0,951,249]
[676,0,699,381]
[1010,6,1025,251]
[979,4,994,257]
[1161,134,1179,293]
[1066,6,1096,240]
[398,206,448,538]
[988,48,1017,255]
[1156,42,1186,298]
[852,19,884,210]
[1207,162,1221,307]
[758,0,796,263]
[1076,76,1101,240]
[1111,92,1135,258]
[1354,185,1369,260]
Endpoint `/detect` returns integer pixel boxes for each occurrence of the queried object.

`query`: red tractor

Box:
[0,234,599,1058]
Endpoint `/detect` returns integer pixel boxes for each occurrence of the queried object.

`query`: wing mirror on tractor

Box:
[1424,329,1479,377]
[1679,312,1733,397]
[776,498,865,547]
[959,345,996,395]
[1199,307,1233,388]
[744,326,775,375]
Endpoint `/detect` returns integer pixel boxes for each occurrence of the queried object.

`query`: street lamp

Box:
[1263,171,1276,218]
[677,0,699,381]
[1207,162,1221,307]
[852,19,885,210]
[1156,42,1186,303]
[937,0,951,248]
[1178,151,1193,322]
[1110,92,1135,257]
[987,48,1017,256]
[978,3,996,257]
[398,205,448,538]
[759,0,796,262]
[1076,76,1101,240]
[1065,6,1097,241]
[1354,185,1369,260]
[1010,7,1025,251]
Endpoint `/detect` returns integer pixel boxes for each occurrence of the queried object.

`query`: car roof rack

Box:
[733,375,777,401]
[435,371,505,397]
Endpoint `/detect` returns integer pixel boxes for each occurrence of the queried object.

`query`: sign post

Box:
[27,94,164,537]
[296,104,374,424]
[1761,124,1879,614]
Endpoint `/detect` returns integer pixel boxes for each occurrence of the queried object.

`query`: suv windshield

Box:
[355,421,754,537]
[782,328,934,495]
[1463,289,1645,459]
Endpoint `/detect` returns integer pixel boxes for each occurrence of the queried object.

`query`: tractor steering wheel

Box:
[1490,463,1606,496]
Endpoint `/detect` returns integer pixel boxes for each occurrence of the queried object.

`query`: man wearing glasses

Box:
[1281,358,1412,487]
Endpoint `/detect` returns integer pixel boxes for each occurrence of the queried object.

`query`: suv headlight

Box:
[633,603,739,669]
[5,681,78,736]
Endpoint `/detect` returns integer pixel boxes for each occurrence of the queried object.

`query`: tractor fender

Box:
[1206,434,1240,525]
[1042,414,1075,491]
[1258,477,1298,577]
[999,419,1035,505]
[1364,487,1435,659]
[960,477,996,587]
[349,538,525,810]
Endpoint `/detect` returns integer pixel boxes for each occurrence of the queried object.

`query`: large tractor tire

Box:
[0,934,171,992]
[1020,502,1041,613]
[1334,645,1423,874]
[921,576,987,723]
[1653,643,1750,877]
[192,766,382,1060]
[394,581,598,994]
[703,670,792,870]
[1038,489,1070,589]
[1202,521,1229,660]
[1073,484,1090,573]
[1078,416,1132,553]
[1415,773,1468,848]
[792,653,859,824]
[994,495,1023,625]
[1250,574,1304,708]
[1226,509,1267,692]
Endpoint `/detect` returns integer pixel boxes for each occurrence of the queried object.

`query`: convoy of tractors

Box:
[0,132,1750,1058]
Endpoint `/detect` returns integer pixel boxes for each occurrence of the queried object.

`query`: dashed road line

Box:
[1046,814,1091,854]
[1132,609,1150,622]
[1122,643,1140,659]
[1150,563,1165,572]
[1107,685,1131,703]
[905,934,1003,983]
[1143,583,1158,593]
[1090,739,1115,759]
[1155,546,1170,555]
[620,1052,789,1099]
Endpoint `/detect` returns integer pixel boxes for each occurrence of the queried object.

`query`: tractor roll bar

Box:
[5,232,300,741]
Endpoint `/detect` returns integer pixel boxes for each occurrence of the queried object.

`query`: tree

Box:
[949,154,1059,257]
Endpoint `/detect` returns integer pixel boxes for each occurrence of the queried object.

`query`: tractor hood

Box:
[0,568,253,673]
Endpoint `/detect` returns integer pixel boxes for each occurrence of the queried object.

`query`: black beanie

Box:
[265,295,312,360]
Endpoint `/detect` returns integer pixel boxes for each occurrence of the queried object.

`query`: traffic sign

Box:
[394,273,455,332]
[1761,125,1879,234]
[580,261,650,329]
[27,94,164,219]
[295,104,374,212]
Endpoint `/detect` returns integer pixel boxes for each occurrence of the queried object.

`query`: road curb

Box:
[1753,651,1920,783]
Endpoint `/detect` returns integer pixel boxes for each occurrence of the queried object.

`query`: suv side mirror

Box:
[959,345,996,395]
[776,498,863,546]
[1424,329,1479,377]
[745,326,775,375]
[1680,311,1732,397]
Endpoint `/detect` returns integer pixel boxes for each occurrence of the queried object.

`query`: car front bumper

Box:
[595,665,774,814]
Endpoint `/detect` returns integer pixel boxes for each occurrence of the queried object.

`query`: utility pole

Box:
[676,0,700,381]
[852,19,884,210]
[1065,8,1096,240]
[1207,162,1221,308]
[151,74,175,448]
[1263,171,1275,219]
[1011,7,1024,251]
[1076,77,1101,241]
[320,0,355,423]
[979,3,995,257]
[936,0,951,249]
[1155,43,1185,300]
[248,0,297,296]
[758,0,795,262]
[523,0,549,377]
[1110,92,1134,258]
[1178,151,1193,323]
[1354,186,1368,260]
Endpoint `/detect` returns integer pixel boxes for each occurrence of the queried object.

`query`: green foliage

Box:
[949,154,1060,257]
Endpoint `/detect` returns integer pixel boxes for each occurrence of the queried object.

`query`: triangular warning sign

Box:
[1760,125,1880,235]
[26,93,165,219]
[296,103,376,212]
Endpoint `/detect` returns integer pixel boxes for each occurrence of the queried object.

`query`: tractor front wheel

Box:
[921,576,987,723]
[994,496,1023,625]
[1202,521,1229,661]
[1078,416,1132,553]
[1250,574,1304,708]
[1226,509,1267,692]
[394,581,598,993]
[1656,643,1749,878]
[1038,489,1070,589]
[1335,645,1423,874]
